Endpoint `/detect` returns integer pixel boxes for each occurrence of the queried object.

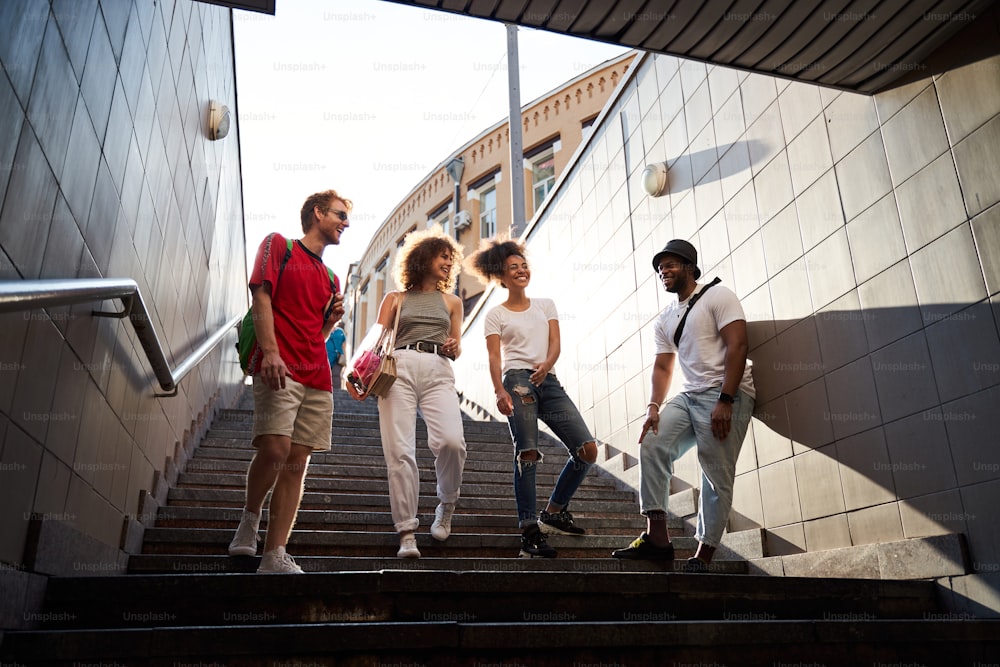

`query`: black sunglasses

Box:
[324,207,349,222]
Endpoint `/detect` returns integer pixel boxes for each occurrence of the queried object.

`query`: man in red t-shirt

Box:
[228,190,350,573]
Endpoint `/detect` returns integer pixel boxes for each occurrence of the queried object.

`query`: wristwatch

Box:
[718,392,735,404]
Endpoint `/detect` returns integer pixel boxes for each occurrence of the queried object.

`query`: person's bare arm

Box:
[711,319,748,440]
[639,352,675,443]
[487,334,512,416]
[441,293,464,360]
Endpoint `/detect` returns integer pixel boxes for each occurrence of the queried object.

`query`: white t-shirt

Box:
[653,282,755,398]
[484,298,558,376]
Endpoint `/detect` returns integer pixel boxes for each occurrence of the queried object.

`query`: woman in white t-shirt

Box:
[468,239,599,558]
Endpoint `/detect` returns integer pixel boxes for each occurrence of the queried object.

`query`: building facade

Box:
[345,52,636,340]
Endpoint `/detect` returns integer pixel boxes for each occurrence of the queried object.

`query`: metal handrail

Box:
[0,279,243,397]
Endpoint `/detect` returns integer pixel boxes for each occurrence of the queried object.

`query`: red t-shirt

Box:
[247,233,339,392]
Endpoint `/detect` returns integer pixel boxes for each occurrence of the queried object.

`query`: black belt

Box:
[397,341,445,355]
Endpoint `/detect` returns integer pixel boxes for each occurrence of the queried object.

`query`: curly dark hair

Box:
[393,225,463,292]
[466,237,527,287]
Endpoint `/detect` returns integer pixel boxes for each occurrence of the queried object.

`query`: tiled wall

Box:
[455,18,1000,609]
[0,0,246,576]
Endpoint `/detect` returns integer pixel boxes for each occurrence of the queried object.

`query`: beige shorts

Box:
[252,376,332,451]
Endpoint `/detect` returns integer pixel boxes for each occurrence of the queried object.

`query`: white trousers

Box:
[377,349,467,533]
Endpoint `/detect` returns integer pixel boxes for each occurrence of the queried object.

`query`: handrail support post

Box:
[92,295,134,319]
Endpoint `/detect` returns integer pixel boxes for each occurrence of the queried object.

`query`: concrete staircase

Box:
[2,386,997,665]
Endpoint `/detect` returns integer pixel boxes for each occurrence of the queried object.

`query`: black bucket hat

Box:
[652,239,701,279]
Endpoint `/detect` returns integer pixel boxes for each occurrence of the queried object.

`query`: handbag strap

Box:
[673,277,721,346]
[386,292,403,351]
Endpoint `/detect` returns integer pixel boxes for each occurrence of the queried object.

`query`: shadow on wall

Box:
[660,140,768,193]
[726,301,999,555]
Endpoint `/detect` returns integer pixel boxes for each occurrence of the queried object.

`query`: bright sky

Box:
[232,0,628,277]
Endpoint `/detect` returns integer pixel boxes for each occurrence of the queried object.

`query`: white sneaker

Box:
[228,509,261,556]
[431,502,455,541]
[257,546,304,574]
[397,533,420,559]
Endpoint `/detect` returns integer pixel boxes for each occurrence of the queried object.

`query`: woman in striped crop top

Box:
[347,226,467,559]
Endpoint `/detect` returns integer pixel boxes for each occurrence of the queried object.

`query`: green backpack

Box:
[236,237,336,374]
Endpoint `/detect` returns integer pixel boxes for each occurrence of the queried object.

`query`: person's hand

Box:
[529,362,550,386]
[441,337,460,359]
[259,350,287,391]
[638,405,659,443]
[495,390,513,416]
[711,401,733,440]
[325,293,345,322]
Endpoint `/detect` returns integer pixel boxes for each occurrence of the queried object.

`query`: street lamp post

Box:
[446,156,464,241]
[506,23,525,239]
[445,157,465,299]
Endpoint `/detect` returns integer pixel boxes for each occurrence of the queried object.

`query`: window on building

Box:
[397,225,416,249]
[375,256,388,305]
[479,185,497,239]
[524,137,560,214]
[359,280,369,331]
[428,203,450,236]
[530,149,556,210]
[582,116,597,142]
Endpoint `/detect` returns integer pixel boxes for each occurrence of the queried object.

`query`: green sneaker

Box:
[611,532,675,560]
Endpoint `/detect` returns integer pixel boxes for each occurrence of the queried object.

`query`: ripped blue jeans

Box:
[503,369,594,528]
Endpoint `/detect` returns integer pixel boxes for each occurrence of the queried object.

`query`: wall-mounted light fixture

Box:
[209,101,231,140]
[641,162,669,197]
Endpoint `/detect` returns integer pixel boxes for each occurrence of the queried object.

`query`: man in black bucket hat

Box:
[651,238,701,280]
[612,239,755,571]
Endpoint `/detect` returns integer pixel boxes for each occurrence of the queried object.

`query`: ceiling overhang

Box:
[201,0,275,15]
[373,0,998,94]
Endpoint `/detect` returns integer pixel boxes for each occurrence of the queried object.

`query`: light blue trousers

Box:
[639,388,753,547]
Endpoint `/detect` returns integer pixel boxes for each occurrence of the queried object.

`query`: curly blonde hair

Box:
[393,225,463,292]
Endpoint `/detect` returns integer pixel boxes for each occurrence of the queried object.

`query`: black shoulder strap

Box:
[673,277,722,346]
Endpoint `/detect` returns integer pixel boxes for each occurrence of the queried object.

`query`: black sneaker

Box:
[610,532,675,560]
[538,507,585,536]
[519,525,557,558]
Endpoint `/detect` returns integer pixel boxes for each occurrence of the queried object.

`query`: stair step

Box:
[34,571,937,628]
[139,528,690,558]
[152,506,654,533]
[183,458,623,488]
[163,488,643,514]
[172,473,635,501]
[127,554,746,574]
[192,447,604,475]
[5,619,996,665]
[194,444,563,466]
[206,420,517,438]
